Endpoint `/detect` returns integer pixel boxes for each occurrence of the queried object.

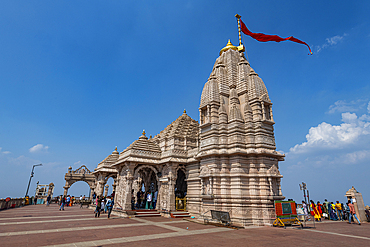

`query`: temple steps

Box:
[134,210,161,217]
[170,211,191,218]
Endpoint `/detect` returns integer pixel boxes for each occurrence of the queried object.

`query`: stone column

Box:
[90,188,95,201]
[124,176,133,210]
[63,186,69,196]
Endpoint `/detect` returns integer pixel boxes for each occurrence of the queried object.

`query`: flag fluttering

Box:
[239,18,312,55]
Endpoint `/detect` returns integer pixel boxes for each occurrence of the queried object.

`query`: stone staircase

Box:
[170,211,191,218]
[134,209,161,217]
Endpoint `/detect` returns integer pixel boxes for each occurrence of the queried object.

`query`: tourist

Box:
[136,190,141,209]
[316,201,323,216]
[93,192,96,205]
[153,190,158,209]
[335,201,343,221]
[106,196,114,219]
[330,202,338,220]
[101,197,105,214]
[34,196,38,205]
[141,191,145,208]
[46,195,51,206]
[347,200,361,225]
[302,201,310,221]
[66,195,71,207]
[323,199,330,219]
[147,191,152,209]
[310,200,321,222]
[95,196,102,218]
[59,196,66,211]
[343,202,350,221]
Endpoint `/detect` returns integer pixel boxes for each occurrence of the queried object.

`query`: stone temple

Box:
[64,40,285,227]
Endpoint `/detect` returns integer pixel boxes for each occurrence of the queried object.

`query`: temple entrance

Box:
[175,168,187,211]
[63,165,95,200]
[133,166,158,210]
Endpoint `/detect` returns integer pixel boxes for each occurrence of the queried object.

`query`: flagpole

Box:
[235,14,245,53]
[235,14,242,46]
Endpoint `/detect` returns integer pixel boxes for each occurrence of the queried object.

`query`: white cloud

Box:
[290,112,370,154]
[0,147,11,155]
[368,102,370,113]
[315,33,348,53]
[29,144,49,153]
[328,99,368,114]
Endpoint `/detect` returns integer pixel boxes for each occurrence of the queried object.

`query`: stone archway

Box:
[133,165,159,209]
[64,165,96,200]
[175,167,187,198]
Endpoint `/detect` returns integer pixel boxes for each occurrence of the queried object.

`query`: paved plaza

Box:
[0,204,369,246]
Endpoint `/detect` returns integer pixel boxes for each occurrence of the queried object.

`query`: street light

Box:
[25,164,42,197]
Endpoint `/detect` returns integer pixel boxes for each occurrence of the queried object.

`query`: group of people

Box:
[58,195,73,210]
[300,198,361,225]
[134,190,158,210]
[94,195,114,218]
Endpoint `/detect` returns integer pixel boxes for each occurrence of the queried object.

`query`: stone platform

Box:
[0,204,369,246]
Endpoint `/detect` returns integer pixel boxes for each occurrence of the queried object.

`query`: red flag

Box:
[240,19,312,55]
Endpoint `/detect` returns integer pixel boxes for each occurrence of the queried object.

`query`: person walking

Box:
[310,200,321,222]
[347,201,361,225]
[106,196,114,219]
[59,196,65,211]
[302,201,310,221]
[46,195,51,206]
[335,201,343,221]
[95,196,102,218]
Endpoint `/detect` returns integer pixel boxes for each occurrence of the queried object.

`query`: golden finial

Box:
[115,146,117,151]
[183,109,186,114]
[149,135,152,139]
[142,129,146,136]
[220,40,238,55]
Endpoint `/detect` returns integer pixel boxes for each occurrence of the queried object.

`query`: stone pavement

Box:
[0,204,369,246]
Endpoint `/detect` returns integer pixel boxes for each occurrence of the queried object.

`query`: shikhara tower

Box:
[187,40,285,226]
[63,28,285,228]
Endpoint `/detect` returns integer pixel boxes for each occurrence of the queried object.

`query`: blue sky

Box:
[1,1,369,205]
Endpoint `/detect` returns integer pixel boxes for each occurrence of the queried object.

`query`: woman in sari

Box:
[317,201,323,216]
[310,200,321,221]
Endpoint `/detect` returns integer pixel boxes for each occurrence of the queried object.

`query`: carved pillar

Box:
[124,176,133,210]
[207,105,211,123]
[270,106,274,122]
[268,177,273,196]
[63,186,69,196]
[277,178,282,196]
[90,188,95,201]
[168,164,178,211]
[261,102,265,121]
[201,178,204,195]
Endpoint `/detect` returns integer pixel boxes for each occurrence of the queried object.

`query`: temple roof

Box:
[153,110,199,141]
[97,147,119,168]
[122,131,162,154]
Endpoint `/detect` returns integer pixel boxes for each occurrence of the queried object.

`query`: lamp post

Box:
[25,164,42,197]
[299,182,308,204]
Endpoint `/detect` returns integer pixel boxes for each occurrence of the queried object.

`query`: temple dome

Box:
[200,44,270,110]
